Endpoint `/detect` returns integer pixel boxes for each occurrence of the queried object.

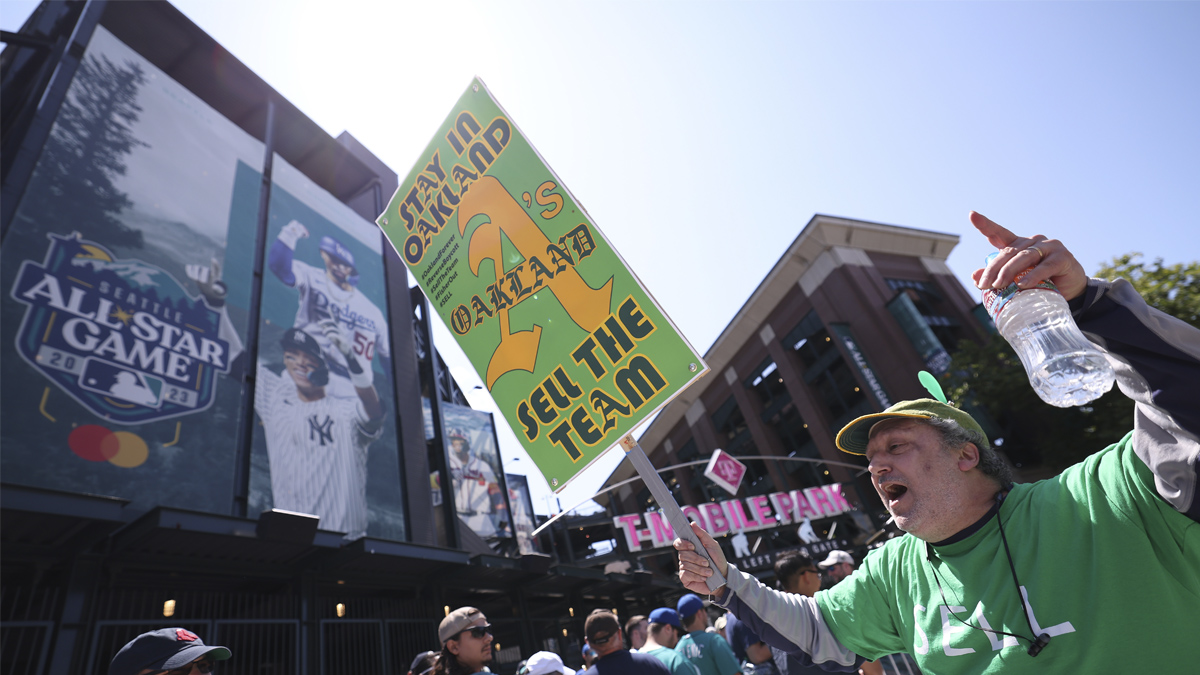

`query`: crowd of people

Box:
[106,217,1196,675]
[105,555,874,675]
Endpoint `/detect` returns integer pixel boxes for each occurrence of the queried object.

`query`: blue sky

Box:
[5,1,1198,516]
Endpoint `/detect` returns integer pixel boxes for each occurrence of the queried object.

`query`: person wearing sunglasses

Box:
[108,627,231,675]
[433,606,494,675]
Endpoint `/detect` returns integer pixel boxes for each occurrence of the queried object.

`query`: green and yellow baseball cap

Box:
[835,399,985,455]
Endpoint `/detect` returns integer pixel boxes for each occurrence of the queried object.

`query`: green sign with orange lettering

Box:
[377,78,707,491]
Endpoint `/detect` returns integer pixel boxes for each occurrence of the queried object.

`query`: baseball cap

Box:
[438,606,486,643]
[835,398,986,455]
[818,550,854,568]
[648,607,681,629]
[280,328,324,363]
[523,650,575,675]
[108,628,231,675]
[584,610,620,645]
[676,593,704,619]
[319,235,356,269]
[408,650,437,675]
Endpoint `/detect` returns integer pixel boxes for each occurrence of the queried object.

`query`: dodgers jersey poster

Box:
[247,158,406,541]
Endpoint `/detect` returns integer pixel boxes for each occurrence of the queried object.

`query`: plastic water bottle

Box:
[982,252,1115,407]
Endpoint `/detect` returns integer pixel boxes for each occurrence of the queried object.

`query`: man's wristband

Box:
[349,366,373,389]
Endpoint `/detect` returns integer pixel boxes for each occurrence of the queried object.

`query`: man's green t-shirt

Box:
[644,646,701,675]
[675,630,741,675]
[816,436,1200,672]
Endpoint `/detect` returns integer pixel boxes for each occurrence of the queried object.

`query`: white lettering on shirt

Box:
[970,602,1018,651]
[913,604,929,655]
[940,606,976,656]
[1021,587,1076,638]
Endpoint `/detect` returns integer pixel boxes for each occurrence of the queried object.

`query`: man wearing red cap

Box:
[108,627,230,675]
[676,214,1200,673]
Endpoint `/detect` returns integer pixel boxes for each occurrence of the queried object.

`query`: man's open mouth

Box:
[881,483,908,502]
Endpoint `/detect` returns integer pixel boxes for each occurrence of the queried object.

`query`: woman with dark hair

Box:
[433,606,494,675]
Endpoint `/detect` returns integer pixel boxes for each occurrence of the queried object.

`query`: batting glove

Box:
[185,258,227,307]
[320,319,372,388]
[278,220,309,249]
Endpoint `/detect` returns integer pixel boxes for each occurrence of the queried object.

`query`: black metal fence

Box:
[1,585,444,675]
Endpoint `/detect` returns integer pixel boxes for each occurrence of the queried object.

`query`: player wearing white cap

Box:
[254,325,384,540]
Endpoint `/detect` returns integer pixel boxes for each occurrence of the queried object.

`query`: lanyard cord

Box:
[925,491,1052,657]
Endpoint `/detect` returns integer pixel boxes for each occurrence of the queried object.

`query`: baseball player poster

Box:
[505,473,540,555]
[434,401,511,542]
[1,27,264,516]
[247,158,406,542]
[377,78,709,493]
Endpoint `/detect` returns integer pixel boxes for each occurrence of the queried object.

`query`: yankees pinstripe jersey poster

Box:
[247,157,406,542]
[378,78,708,492]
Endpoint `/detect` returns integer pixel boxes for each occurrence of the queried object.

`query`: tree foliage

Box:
[943,253,1199,473]
[24,54,148,247]
[1093,254,1199,329]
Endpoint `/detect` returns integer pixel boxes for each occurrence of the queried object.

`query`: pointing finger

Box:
[969,211,1017,250]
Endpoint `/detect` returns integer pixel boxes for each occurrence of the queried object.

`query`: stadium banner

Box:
[0,26,262,516]
[440,402,512,542]
[505,473,540,555]
[248,156,406,542]
[377,78,708,492]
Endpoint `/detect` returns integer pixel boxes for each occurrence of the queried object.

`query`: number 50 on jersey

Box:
[377,78,707,492]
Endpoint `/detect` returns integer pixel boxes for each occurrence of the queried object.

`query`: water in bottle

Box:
[982,252,1115,407]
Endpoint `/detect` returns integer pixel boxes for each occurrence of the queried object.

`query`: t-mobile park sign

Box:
[613,483,856,551]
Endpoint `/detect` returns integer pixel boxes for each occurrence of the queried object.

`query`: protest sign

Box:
[378,79,707,491]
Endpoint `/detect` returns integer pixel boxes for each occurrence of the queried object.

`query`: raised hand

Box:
[319,319,353,357]
[674,522,729,597]
[970,211,1088,301]
[185,258,227,307]
[279,220,310,249]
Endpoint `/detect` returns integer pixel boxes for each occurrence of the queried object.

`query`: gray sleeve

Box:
[718,565,861,672]
[1073,277,1200,520]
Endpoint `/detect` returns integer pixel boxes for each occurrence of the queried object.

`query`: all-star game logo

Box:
[11,233,231,424]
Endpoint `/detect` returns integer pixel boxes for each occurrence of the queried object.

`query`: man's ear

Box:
[957,442,981,472]
[447,640,459,656]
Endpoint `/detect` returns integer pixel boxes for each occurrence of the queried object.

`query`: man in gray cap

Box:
[435,606,493,675]
[676,215,1200,672]
[815,550,856,588]
[109,628,230,675]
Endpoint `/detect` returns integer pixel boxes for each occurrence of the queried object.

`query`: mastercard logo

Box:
[68,425,149,468]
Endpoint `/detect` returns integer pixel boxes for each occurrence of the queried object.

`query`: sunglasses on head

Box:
[455,624,492,640]
[590,632,614,646]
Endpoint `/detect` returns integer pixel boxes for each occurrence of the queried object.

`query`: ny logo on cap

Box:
[176,629,199,642]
